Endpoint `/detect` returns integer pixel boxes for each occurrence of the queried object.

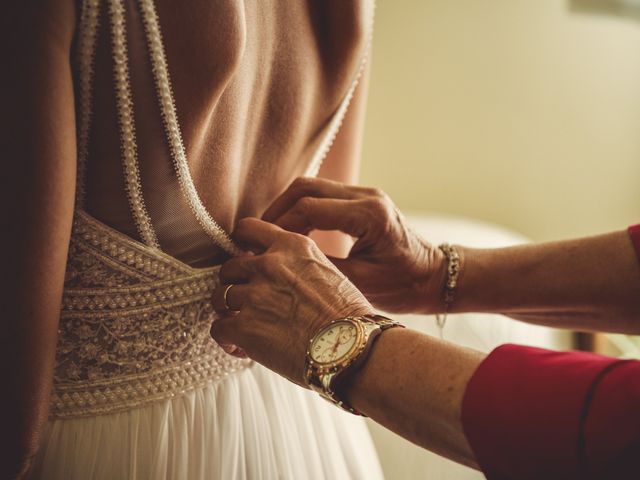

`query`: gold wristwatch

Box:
[303,314,403,415]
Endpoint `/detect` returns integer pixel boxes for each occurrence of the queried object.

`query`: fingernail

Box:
[219,343,237,354]
[232,348,248,359]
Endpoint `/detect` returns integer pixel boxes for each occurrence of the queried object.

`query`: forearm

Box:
[1,212,72,476]
[1,328,58,478]
[2,158,72,478]
[447,231,640,333]
[342,328,484,469]
[1,218,71,476]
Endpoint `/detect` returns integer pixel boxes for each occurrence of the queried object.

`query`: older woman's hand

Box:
[210,217,373,386]
[262,177,446,314]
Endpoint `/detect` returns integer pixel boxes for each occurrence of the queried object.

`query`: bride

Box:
[0,0,383,478]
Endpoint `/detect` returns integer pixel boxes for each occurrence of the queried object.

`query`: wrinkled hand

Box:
[211,218,373,386]
[262,177,445,314]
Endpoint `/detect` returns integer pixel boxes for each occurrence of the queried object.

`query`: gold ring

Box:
[223,284,240,313]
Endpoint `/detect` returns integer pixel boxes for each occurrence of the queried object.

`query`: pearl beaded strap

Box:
[138,0,242,256]
[109,0,161,249]
[304,1,376,178]
[138,0,375,254]
[75,0,101,209]
[82,0,375,256]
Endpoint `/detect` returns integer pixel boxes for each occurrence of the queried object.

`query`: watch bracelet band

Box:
[307,321,381,416]
[304,314,403,416]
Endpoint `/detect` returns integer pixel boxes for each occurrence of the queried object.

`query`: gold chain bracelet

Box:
[435,243,461,338]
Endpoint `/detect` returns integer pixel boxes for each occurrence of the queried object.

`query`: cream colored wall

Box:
[361,0,640,242]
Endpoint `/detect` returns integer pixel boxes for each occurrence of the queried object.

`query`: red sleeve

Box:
[461,344,640,479]
[629,224,640,264]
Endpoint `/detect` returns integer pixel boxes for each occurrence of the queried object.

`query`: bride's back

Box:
[82,0,372,266]
[0,3,379,476]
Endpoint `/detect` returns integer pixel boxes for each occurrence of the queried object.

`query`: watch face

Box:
[310,320,359,365]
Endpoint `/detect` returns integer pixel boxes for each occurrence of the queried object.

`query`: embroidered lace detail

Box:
[138,0,242,257]
[109,0,160,248]
[52,212,250,419]
[75,0,101,208]
[52,353,244,418]
[58,0,376,419]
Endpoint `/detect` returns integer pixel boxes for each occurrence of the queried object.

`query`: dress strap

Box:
[304,1,376,178]
[78,0,374,257]
[108,0,161,248]
[75,0,102,210]
[138,0,242,257]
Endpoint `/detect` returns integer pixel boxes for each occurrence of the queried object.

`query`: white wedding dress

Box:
[30,0,383,478]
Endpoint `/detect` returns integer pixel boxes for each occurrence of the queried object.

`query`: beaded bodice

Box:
[52,211,250,418]
[51,0,373,418]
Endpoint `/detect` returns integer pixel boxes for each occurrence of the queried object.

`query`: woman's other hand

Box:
[211,218,372,386]
[262,177,446,314]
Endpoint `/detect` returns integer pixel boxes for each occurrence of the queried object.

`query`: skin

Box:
[0,2,77,477]
[1,1,372,476]
[211,177,640,470]
[86,0,373,265]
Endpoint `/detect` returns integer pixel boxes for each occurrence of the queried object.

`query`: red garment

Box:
[629,224,640,263]
[462,345,640,479]
[461,226,640,478]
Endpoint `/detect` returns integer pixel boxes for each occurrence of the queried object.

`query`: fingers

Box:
[218,343,248,359]
[211,292,250,359]
[274,197,369,238]
[262,177,371,223]
[210,315,244,347]
[233,217,285,253]
[219,256,258,284]
[212,283,251,314]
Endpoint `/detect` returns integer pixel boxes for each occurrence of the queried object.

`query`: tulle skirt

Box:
[32,364,383,479]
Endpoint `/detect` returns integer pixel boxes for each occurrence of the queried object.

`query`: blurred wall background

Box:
[360,1,640,477]
[361,0,640,242]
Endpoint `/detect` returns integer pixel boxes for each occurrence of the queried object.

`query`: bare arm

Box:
[451,231,640,333]
[0,2,77,476]
[264,179,640,334]
[343,328,483,469]
[213,211,640,473]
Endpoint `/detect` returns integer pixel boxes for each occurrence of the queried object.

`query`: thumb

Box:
[275,198,367,239]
